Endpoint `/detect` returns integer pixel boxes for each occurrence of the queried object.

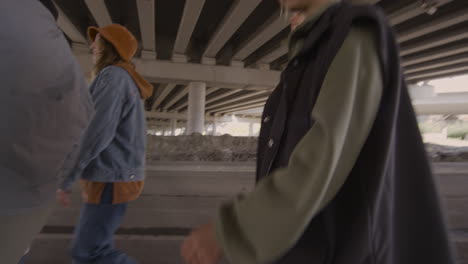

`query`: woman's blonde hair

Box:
[92,37,124,78]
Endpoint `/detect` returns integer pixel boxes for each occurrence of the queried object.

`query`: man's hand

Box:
[56,189,71,208]
[181,223,223,264]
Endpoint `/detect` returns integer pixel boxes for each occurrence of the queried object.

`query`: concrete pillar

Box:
[408,84,435,101]
[187,82,206,135]
[161,126,166,136]
[212,115,218,136]
[211,122,216,136]
[249,122,254,137]
[171,119,178,136]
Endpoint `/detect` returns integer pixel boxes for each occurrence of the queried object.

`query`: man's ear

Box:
[39,0,59,21]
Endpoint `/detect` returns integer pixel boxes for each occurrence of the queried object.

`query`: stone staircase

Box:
[25,162,467,264]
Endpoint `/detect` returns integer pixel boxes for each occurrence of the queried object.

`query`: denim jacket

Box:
[60,66,147,191]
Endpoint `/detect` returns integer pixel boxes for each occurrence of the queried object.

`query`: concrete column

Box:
[187,82,206,135]
[171,119,178,136]
[408,84,435,100]
[213,115,219,136]
[211,122,216,136]
[249,122,254,137]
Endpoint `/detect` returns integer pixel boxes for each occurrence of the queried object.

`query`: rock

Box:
[146,135,468,163]
[425,144,468,162]
[146,135,257,162]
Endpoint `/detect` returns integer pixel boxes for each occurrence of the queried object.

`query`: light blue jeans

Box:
[71,184,138,264]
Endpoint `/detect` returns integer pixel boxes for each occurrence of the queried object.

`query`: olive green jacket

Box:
[215,3,383,264]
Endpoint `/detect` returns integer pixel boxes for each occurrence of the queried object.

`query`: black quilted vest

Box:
[257,3,455,264]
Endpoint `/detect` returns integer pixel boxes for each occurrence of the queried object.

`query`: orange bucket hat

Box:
[88,24,138,62]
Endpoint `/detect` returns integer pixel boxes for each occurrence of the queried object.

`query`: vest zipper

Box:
[264,73,286,176]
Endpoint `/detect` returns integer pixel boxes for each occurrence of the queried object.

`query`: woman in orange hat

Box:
[57,24,153,264]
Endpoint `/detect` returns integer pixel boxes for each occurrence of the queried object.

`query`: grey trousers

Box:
[0,203,54,264]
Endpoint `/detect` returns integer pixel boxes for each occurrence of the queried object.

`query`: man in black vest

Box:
[181,1,456,264]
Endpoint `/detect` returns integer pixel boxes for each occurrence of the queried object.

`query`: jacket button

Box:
[268,139,274,148]
[264,116,271,123]
[130,175,135,179]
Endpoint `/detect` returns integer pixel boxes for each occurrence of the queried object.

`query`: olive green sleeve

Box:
[215,26,384,264]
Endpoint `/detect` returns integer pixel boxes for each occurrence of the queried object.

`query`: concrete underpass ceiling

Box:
[53,0,468,117]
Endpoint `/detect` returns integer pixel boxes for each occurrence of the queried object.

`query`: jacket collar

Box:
[289,0,341,59]
[115,62,153,99]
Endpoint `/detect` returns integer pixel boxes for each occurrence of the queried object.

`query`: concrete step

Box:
[48,164,467,230]
[70,170,255,197]
[24,233,468,264]
[47,195,468,231]
[432,162,468,174]
[25,235,185,264]
[437,173,468,198]
[36,162,468,263]
[453,231,468,264]
[47,195,227,229]
[445,197,468,230]
[146,161,255,173]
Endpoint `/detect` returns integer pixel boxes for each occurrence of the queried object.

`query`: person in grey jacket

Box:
[0,0,94,263]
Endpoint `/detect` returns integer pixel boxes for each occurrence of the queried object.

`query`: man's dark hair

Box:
[39,0,59,20]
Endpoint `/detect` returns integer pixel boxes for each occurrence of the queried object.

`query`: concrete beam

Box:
[278,62,288,71]
[233,14,288,61]
[408,84,435,100]
[73,51,281,88]
[388,0,453,26]
[231,106,264,116]
[202,0,262,60]
[146,111,187,120]
[53,1,86,44]
[256,64,271,70]
[147,120,183,127]
[220,102,267,114]
[388,2,424,26]
[398,7,468,43]
[402,41,468,67]
[173,0,206,60]
[400,27,468,56]
[208,97,268,113]
[436,92,468,100]
[406,63,468,82]
[413,99,468,115]
[213,115,260,123]
[408,69,468,84]
[205,87,222,97]
[137,0,157,59]
[206,91,269,111]
[405,53,468,74]
[153,83,177,110]
[164,86,189,111]
[145,111,260,123]
[350,0,381,4]
[257,44,288,64]
[84,0,112,27]
[205,89,242,105]
[174,87,221,111]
